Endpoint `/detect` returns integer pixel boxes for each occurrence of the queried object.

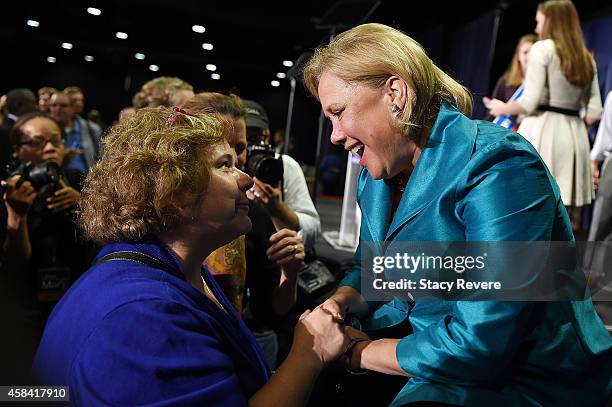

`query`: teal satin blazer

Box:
[342,103,612,406]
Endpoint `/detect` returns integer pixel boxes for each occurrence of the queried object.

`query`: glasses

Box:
[19,137,64,149]
[165,106,195,128]
[50,103,70,108]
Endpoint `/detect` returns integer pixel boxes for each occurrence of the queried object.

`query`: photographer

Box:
[243,100,320,246]
[2,112,96,320]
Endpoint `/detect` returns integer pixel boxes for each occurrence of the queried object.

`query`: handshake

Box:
[291,298,371,373]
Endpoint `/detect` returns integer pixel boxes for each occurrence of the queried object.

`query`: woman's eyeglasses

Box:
[19,137,64,149]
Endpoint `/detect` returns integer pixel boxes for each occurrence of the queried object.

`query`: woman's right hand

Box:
[318,296,348,324]
[292,307,349,369]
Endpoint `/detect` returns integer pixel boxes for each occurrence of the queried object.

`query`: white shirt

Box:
[591,91,612,162]
[280,154,321,246]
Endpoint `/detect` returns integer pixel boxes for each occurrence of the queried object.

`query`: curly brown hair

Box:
[78,107,224,244]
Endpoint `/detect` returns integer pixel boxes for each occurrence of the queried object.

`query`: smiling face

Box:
[317,71,417,180]
[194,141,253,242]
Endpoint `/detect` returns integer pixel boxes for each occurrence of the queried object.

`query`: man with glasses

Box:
[49,92,101,173]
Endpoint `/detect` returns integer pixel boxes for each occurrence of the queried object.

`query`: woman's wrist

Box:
[6,208,27,230]
[348,338,371,371]
[287,345,325,374]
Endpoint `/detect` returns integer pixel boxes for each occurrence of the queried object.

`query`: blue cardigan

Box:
[33,239,270,406]
[342,103,612,406]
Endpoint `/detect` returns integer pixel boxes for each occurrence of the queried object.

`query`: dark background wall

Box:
[2,1,611,167]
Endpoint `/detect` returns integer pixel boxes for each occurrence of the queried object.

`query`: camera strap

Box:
[93,251,185,281]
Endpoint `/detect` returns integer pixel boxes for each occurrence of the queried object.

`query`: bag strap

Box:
[93,251,185,281]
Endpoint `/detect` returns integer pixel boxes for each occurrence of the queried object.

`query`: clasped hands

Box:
[293,297,371,372]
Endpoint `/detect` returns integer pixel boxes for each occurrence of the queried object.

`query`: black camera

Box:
[246,141,284,186]
[5,161,63,213]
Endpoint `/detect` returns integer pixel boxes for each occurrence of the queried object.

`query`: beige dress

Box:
[517,39,602,207]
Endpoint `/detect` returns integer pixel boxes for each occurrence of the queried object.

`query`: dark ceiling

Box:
[2,0,610,123]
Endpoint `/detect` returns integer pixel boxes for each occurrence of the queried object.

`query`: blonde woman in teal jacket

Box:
[303,23,611,406]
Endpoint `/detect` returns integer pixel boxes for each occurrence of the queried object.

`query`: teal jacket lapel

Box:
[385,103,477,240]
[358,168,392,245]
[359,103,478,243]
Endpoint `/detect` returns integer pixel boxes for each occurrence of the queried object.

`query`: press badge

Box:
[38,266,70,302]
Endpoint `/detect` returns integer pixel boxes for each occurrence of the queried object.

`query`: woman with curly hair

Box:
[33,107,348,406]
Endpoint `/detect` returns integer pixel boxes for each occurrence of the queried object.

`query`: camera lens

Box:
[247,154,284,185]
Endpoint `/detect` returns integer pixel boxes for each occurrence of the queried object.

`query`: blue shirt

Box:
[33,239,270,406]
[64,118,88,174]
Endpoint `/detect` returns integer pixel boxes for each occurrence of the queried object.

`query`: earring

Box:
[391,104,400,114]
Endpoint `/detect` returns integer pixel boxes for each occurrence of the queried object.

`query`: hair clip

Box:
[165,106,194,128]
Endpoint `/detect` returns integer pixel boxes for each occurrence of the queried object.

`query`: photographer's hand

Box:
[4,176,37,217]
[247,177,300,232]
[47,179,80,213]
[266,228,304,315]
[247,177,282,206]
[3,176,35,260]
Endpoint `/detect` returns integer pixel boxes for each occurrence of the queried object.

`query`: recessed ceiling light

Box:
[149,64,159,72]
[62,42,73,50]
[26,20,40,28]
[134,53,145,60]
[202,43,213,51]
[276,72,286,79]
[282,60,293,67]
[211,73,220,80]
[87,7,101,16]
[47,56,56,63]
[271,80,280,87]
[116,32,128,40]
[205,64,216,72]
[84,55,94,62]
[192,25,206,33]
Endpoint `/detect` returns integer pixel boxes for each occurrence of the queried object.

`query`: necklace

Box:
[394,175,407,192]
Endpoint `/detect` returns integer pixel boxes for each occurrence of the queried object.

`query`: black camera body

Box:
[6,161,63,213]
[246,141,284,186]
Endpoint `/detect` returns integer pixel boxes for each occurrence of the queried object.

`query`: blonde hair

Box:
[505,34,538,87]
[303,23,472,137]
[538,0,594,86]
[183,93,246,119]
[140,76,194,108]
[78,107,224,244]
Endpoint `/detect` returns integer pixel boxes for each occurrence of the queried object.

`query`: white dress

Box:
[517,39,602,207]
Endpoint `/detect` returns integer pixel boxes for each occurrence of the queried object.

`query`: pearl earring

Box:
[391,104,400,114]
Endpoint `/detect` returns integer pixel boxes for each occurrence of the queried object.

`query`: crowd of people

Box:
[1,0,611,405]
